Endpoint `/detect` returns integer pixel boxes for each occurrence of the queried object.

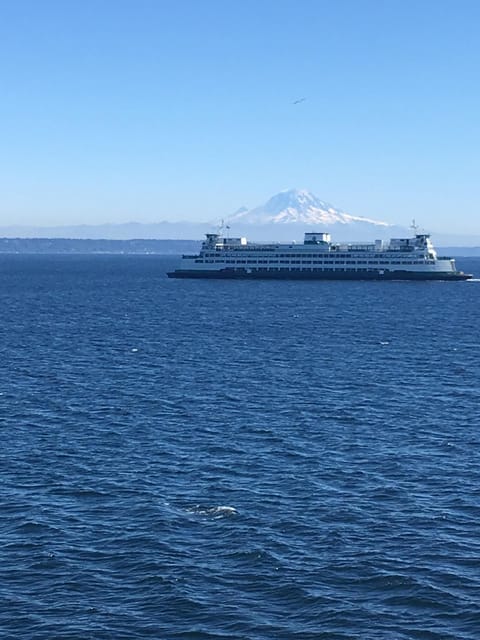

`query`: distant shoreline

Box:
[0,237,479,257]
[0,238,201,255]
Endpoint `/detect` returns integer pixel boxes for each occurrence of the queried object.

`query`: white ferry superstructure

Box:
[167,230,472,281]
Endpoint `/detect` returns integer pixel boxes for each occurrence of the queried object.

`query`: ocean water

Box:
[1,254,479,640]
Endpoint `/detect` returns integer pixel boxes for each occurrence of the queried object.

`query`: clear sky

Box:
[1,0,479,232]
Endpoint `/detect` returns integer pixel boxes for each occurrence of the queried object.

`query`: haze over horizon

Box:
[1,1,480,234]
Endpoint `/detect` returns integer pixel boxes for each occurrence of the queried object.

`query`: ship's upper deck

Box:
[201,231,437,259]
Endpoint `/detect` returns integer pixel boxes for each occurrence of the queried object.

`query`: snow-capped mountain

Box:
[227,189,390,227]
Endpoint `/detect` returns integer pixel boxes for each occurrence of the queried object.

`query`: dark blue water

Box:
[1,255,479,640]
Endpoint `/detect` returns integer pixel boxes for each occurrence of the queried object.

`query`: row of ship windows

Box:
[204,252,417,258]
[225,267,396,272]
[196,259,423,265]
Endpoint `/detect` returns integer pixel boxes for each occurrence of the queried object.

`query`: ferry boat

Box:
[167,228,472,281]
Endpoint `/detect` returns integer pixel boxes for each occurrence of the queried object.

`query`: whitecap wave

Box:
[186,505,238,518]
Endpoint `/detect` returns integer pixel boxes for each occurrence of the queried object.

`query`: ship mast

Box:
[217,218,231,241]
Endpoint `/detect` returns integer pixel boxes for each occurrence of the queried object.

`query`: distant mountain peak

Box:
[227,188,390,227]
[232,206,248,216]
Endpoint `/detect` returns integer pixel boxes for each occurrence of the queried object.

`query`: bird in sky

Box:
[293,97,306,104]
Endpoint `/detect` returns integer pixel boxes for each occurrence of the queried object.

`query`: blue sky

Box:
[1,0,479,232]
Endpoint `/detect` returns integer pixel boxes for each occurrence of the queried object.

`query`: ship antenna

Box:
[411,219,419,234]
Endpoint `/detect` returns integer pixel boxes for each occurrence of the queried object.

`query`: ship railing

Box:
[214,244,279,251]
